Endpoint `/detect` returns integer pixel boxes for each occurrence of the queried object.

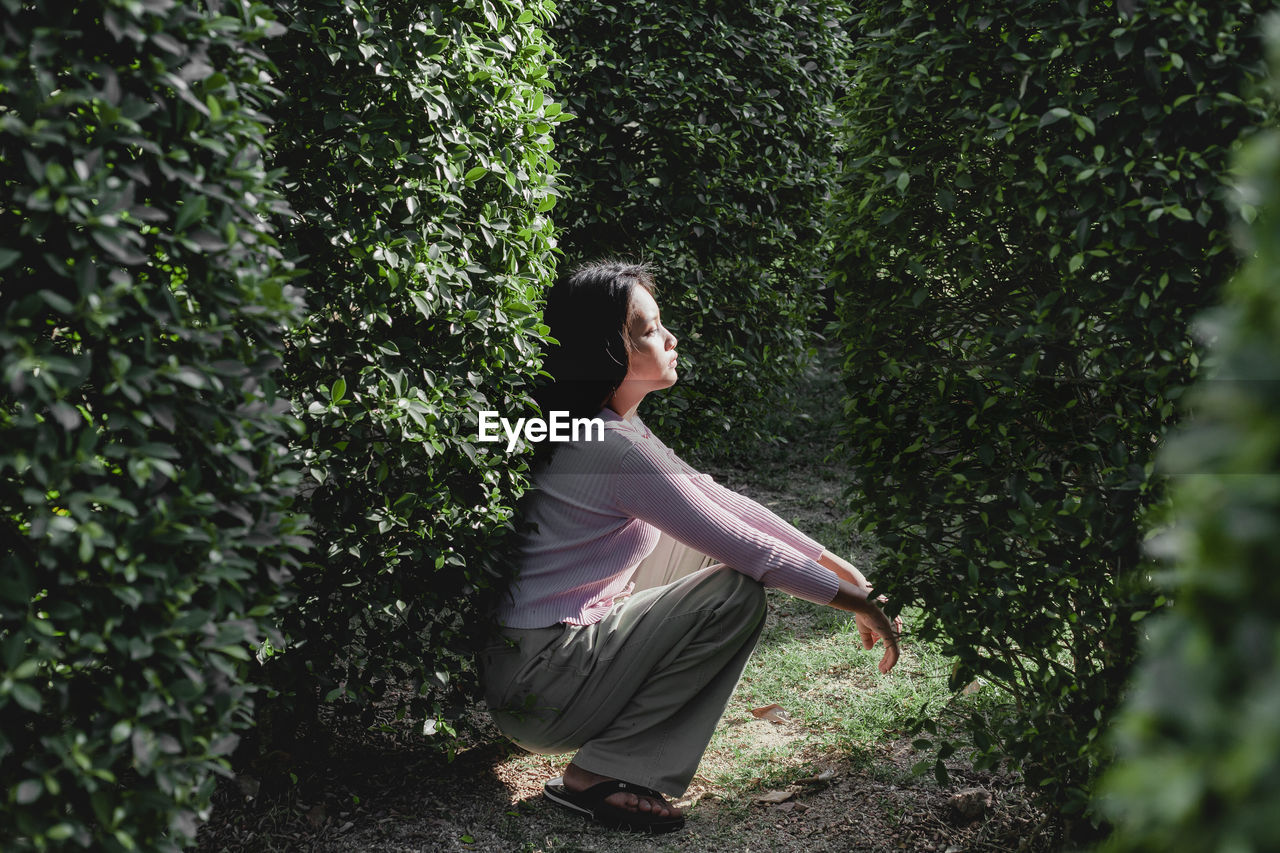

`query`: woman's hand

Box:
[829,580,902,674]
[819,551,902,673]
[855,596,904,674]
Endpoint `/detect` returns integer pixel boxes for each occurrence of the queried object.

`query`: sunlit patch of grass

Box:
[697,585,967,813]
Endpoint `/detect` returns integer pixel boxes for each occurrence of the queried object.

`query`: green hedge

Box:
[831,0,1274,820]
[0,1,305,849]
[549,0,850,452]
[1098,23,1280,850]
[259,0,561,736]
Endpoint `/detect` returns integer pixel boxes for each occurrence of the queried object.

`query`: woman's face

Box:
[622,285,678,392]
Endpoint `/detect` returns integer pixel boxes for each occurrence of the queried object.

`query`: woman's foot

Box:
[562,762,682,819]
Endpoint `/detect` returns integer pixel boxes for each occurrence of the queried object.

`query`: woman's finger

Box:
[858,621,876,650]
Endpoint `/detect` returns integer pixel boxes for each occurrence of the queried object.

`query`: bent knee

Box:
[701,564,767,620]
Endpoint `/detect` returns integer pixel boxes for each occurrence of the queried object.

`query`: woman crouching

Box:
[480,261,901,833]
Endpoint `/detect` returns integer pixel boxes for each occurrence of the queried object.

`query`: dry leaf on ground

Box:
[750,703,791,724]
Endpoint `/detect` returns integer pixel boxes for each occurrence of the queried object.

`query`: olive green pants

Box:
[480,565,768,797]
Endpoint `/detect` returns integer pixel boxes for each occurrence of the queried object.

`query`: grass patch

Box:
[698,594,964,801]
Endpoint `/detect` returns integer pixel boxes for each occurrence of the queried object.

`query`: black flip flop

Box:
[543,775,686,834]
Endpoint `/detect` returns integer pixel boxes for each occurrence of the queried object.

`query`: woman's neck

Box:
[606,386,645,421]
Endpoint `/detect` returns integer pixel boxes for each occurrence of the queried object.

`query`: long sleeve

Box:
[611,439,839,606]
[648,435,825,559]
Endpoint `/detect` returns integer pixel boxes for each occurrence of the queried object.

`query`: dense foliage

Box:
[1098,23,1280,850]
[549,0,850,452]
[259,0,562,737]
[0,1,306,849]
[831,0,1274,818]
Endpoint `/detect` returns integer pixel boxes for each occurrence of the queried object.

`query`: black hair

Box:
[533,260,655,421]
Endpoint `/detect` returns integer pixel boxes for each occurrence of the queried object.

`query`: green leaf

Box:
[171,367,207,389]
[11,658,39,680]
[174,195,208,232]
[331,377,347,403]
[11,683,42,712]
[1039,107,1072,128]
[15,779,42,805]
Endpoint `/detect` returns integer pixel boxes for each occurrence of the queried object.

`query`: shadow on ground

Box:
[198,701,1058,853]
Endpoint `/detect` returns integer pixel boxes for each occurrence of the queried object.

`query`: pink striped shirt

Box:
[497,408,841,628]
